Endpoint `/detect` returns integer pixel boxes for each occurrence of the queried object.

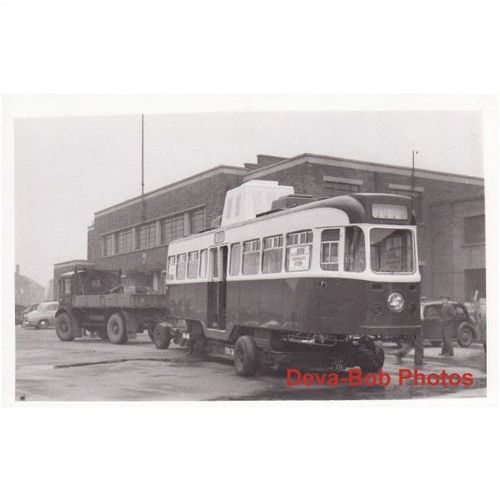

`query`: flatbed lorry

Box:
[55,267,168,343]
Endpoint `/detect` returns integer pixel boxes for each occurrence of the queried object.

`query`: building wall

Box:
[89,169,245,291]
[82,154,485,301]
[430,197,485,301]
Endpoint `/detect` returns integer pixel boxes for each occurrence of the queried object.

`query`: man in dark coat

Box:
[439,296,456,357]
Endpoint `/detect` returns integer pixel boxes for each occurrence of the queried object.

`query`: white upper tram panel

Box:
[221,180,294,227]
[167,185,420,284]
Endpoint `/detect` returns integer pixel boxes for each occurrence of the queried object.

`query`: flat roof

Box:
[94,165,246,218]
[92,152,484,219]
[244,153,485,185]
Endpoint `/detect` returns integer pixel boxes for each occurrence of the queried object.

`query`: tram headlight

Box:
[387,292,405,313]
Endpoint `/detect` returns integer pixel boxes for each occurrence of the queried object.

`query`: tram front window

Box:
[344,226,366,272]
[370,228,414,273]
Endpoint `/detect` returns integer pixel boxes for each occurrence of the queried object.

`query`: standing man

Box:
[439,296,456,357]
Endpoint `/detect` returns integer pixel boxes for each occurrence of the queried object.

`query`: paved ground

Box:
[15,326,487,401]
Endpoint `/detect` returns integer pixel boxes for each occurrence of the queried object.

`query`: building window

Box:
[391,189,423,221]
[199,249,208,278]
[286,230,313,272]
[325,181,360,197]
[187,251,199,279]
[102,234,114,256]
[162,218,173,244]
[321,229,340,271]
[117,229,133,254]
[230,243,241,276]
[242,239,261,275]
[172,214,185,239]
[176,253,187,280]
[262,235,283,274]
[138,222,157,249]
[162,214,185,244]
[464,215,485,244]
[190,208,205,234]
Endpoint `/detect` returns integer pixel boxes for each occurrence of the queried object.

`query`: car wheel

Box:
[457,326,474,348]
[38,319,49,329]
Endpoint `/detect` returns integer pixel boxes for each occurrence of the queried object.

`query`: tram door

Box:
[208,246,228,329]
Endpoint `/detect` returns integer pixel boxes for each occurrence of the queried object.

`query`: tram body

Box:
[158,192,421,374]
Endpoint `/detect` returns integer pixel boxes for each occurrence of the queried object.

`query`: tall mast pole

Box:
[411,150,418,218]
[141,114,146,221]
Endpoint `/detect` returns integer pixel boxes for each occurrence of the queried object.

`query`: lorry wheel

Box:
[457,325,474,348]
[106,313,128,344]
[153,323,171,349]
[234,335,259,376]
[55,313,75,342]
[358,343,385,373]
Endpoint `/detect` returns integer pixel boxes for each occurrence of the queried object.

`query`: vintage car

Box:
[23,301,59,329]
[421,300,478,347]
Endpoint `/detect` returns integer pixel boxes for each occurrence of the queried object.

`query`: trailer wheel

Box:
[106,313,128,344]
[234,335,259,377]
[358,343,385,373]
[55,313,75,342]
[153,323,171,349]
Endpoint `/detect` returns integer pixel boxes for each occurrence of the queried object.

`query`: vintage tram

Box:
[153,182,421,376]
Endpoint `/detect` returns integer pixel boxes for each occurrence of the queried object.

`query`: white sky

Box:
[15,110,483,289]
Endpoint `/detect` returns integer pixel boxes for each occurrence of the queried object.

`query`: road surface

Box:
[15,326,487,401]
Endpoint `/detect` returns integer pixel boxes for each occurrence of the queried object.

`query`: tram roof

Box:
[295,192,415,224]
[171,192,415,247]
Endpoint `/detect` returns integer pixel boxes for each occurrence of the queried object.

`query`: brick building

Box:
[15,265,45,306]
[55,153,485,302]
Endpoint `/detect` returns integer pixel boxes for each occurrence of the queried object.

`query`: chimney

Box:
[16,264,20,275]
[257,155,287,167]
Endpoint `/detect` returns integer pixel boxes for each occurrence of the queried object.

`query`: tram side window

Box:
[187,251,199,279]
[321,229,340,271]
[211,248,219,279]
[167,256,176,280]
[230,243,241,276]
[344,226,366,272]
[176,253,187,280]
[262,235,283,274]
[199,249,208,278]
[242,239,261,275]
[286,230,313,272]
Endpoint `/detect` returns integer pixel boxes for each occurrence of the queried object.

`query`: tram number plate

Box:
[224,347,235,356]
[182,333,190,340]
